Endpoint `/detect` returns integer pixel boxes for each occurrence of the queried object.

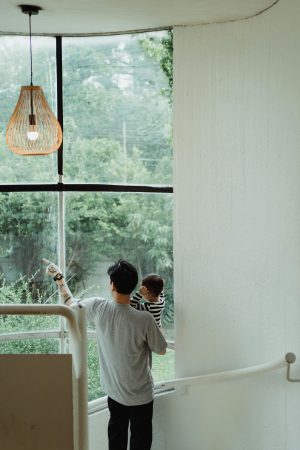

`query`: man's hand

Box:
[43,258,64,279]
[42,258,73,305]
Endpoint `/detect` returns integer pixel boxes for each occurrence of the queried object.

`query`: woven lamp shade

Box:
[6,85,62,156]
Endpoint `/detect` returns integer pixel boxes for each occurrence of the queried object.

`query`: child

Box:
[130,274,165,328]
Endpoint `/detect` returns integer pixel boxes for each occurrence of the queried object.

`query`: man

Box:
[45,259,167,450]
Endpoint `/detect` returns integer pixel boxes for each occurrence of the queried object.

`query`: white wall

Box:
[88,1,300,449]
[156,0,300,448]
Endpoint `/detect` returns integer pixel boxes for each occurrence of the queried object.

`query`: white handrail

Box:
[155,355,288,390]
[87,354,290,416]
[0,303,89,450]
[0,304,80,339]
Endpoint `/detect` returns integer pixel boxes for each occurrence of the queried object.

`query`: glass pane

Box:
[87,339,104,401]
[0,192,59,331]
[152,348,175,382]
[0,338,60,354]
[65,191,174,399]
[65,192,173,328]
[63,31,172,185]
[0,36,58,183]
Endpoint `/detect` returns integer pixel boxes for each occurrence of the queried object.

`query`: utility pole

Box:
[123,120,127,183]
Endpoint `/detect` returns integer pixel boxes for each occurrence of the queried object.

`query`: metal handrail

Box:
[0,303,89,450]
[155,354,291,391]
[286,352,300,382]
[0,330,62,341]
[88,353,296,416]
[0,304,79,339]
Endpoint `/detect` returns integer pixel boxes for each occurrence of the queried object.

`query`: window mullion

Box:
[56,35,63,179]
[56,35,66,353]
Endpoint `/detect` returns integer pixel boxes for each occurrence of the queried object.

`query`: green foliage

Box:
[0,274,59,347]
[152,349,175,382]
[0,191,57,289]
[87,339,104,401]
[139,30,173,102]
[62,33,172,175]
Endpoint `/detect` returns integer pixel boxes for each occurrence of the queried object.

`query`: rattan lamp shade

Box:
[6,85,62,156]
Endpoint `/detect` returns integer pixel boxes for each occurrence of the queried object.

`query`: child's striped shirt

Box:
[130,292,165,328]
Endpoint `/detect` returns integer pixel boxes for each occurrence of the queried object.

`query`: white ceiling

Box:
[0,0,278,35]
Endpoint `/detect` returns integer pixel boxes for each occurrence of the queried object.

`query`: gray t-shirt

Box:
[80,297,167,406]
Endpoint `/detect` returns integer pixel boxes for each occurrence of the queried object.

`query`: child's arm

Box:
[131,289,164,328]
[130,291,144,310]
[43,259,74,306]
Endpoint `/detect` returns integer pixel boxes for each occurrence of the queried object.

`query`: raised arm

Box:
[43,259,75,306]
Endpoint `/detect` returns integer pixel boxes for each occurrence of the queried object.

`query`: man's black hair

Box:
[107,259,138,295]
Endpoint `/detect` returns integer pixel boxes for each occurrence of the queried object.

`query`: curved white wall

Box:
[170,0,300,448]
[88,1,300,448]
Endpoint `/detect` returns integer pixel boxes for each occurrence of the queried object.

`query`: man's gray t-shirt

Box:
[80,297,167,406]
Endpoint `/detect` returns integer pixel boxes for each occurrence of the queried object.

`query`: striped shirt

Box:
[130,292,165,328]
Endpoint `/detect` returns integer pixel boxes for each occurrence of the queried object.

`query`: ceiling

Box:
[0,0,279,35]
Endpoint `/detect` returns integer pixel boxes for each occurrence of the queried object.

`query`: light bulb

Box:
[27,113,39,141]
[27,127,39,141]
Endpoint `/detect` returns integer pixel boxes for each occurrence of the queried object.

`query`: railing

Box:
[286,352,300,382]
[0,303,89,450]
[89,353,298,415]
[156,354,292,391]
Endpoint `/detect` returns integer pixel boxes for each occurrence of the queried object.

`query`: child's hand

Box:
[140,285,156,302]
[139,285,159,303]
[139,285,149,297]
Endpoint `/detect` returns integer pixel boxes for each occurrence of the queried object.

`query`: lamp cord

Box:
[29,11,33,86]
[28,10,34,117]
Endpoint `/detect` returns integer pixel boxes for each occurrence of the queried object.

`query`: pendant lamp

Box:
[6,5,62,156]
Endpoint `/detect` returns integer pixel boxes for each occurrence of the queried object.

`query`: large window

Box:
[0,31,174,401]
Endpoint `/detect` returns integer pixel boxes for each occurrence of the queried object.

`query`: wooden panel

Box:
[0,354,74,450]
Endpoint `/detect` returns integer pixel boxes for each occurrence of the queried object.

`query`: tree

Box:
[139,30,173,103]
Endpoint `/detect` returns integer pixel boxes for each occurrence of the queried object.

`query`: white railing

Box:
[155,354,289,391]
[0,303,89,450]
[88,353,294,415]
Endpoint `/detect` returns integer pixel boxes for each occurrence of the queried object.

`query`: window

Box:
[0,31,174,401]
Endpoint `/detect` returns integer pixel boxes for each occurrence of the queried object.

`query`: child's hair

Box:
[107,260,138,295]
[142,274,164,297]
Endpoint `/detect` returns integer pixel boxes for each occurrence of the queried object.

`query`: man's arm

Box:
[44,259,107,325]
[146,316,167,355]
[43,259,75,306]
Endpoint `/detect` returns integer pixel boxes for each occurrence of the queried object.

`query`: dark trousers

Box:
[107,396,153,450]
